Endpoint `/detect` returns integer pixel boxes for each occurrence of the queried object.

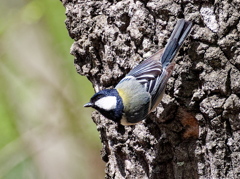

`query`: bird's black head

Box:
[84,89,124,122]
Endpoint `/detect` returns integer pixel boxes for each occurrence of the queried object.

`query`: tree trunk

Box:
[60,0,240,178]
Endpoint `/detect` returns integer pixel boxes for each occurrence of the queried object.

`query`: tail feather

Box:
[161,19,192,67]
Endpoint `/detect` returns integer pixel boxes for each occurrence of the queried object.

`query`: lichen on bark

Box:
[61,0,240,178]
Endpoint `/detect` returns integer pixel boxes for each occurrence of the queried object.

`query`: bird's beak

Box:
[84,102,93,107]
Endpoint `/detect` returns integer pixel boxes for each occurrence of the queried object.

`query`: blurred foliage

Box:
[0,0,105,178]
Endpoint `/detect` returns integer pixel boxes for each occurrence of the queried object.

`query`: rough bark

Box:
[61,0,240,178]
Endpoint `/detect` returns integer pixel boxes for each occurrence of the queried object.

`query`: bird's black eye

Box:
[92,94,104,101]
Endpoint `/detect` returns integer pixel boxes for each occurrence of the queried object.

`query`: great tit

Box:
[84,19,192,125]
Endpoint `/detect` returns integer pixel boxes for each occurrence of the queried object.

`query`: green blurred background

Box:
[0,0,105,178]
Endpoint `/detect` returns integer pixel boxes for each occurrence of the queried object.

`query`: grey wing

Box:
[149,63,175,111]
[118,48,166,93]
[118,58,163,95]
[118,59,174,111]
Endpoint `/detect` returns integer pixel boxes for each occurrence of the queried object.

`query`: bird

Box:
[84,19,192,126]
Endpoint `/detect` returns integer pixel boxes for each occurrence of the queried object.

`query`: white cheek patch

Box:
[95,96,117,111]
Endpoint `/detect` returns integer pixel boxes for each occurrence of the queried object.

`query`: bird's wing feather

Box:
[117,58,162,94]
[118,60,175,111]
[127,58,162,81]
[150,63,175,110]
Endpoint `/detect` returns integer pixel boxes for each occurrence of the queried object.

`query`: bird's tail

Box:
[161,19,192,67]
